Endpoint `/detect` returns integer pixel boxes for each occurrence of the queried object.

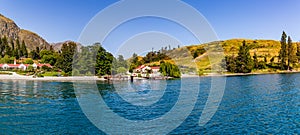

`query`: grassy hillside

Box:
[190,39,283,71]
[139,39,299,74]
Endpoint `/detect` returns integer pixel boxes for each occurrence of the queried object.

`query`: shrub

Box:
[24,58,34,64]
[37,73,44,78]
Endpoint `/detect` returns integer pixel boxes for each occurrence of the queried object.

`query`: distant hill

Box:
[0,14,50,51]
[50,41,82,52]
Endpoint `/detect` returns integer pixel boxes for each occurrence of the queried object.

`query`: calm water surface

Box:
[0,73,300,134]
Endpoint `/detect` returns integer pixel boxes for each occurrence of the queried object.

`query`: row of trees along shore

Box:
[0,34,180,77]
[225,31,300,73]
[3,31,298,76]
[0,36,115,76]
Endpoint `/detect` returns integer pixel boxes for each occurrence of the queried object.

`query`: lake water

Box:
[0,73,300,134]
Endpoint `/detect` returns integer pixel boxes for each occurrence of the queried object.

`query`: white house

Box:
[0,63,52,71]
[133,65,161,78]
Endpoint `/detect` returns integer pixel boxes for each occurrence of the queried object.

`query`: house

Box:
[134,65,146,73]
[133,65,161,77]
[0,62,52,71]
[32,63,53,69]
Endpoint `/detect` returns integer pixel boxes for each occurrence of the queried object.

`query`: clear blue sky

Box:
[0,0,299,46]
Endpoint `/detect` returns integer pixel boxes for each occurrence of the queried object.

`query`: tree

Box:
[30,50,39,60]
[117,67,127,74]
[16,39,21,59]
[95,46,113,76]
[117,55,127,68]
[296,42,300,63]
[253,52,259,69]
[24,58,34,64]
[129,53,139,73]
[279,31,287,70]
[159,61,181,78]
[287,36,296,70]
[21,40,28,58]
[56,42,77,75]
[225,55,237,73]
[1,36,11,57]
[236,40,253,73]
[10,39,15,57]
[26,65,34,72]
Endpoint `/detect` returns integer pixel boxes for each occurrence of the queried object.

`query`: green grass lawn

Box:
[0,71,12,75]
[42,72,60,77]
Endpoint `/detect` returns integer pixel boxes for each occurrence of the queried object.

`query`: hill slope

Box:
[0,14,50,51]
[141,39,290,74]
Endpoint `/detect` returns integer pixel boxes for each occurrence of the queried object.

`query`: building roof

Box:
[0,63,52,68]
[150,66,160,69]
[135,65,146,70]
[134,65,160,71]
[37,64,52,68]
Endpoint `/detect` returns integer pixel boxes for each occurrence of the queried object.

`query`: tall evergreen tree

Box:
[253,52,259,69]
[0,37,3,57]
[296,42,300,63]
[225,55,237,73]
[36,46,40,59]
[21,40,28,58]
[16,39,21,59]
[95,46,113,76]
[287,36,296,70]
[10,39,16,57]
[2,36,11,56]
[236,40,253,73]
[56,42,77,75]
[279,31,287,70]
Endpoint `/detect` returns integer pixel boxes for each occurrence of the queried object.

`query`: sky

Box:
[0,0,299,55]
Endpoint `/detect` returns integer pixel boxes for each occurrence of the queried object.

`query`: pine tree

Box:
[236,40,253,73]
[36,46,40,59]
[279,31,287,70]
[21,40,28,58]
[95,46,113,76]
[287,36,296,70]
[56,42,77,75]
[0,37,3,57]
[10,39,16,57]
[296,42,300,63]
[16,39,21,59]
[225,55,237,72]
[253,52,259,69]
[2,36,11,56]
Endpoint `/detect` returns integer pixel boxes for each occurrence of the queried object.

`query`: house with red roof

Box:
[0,61,52,71]
[133,65,161,77]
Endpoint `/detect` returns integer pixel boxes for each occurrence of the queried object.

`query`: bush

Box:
[24,58,34,64]
[72,69,80,76]
[37,73,44,78]
[41,65,52,71]
[26,66,34,72]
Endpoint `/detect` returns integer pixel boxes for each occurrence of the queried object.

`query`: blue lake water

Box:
[0,73,300,134]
